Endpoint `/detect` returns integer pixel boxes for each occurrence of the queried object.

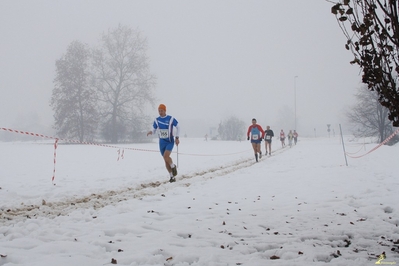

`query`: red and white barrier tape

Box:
[1,127,252,183]
[0,127,158,183]
[345,127,399,158]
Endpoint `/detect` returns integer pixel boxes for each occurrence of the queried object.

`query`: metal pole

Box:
[294,77,296,130]
[177,145,179,168]
[339,124,348,166]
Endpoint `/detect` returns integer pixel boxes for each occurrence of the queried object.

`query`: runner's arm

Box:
[147,119,158,136]
[247,126,251,138]
[174,122,180,138]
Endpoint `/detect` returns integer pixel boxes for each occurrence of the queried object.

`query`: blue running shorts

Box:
[159,141,174,156]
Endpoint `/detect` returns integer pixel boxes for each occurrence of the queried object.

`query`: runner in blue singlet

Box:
[147,104,180,182]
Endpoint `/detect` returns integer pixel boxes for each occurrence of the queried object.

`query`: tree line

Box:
[50,24,156,143]
[51,24,249,143]
[46,2,399,145]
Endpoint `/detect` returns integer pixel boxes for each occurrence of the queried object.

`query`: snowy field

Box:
[0,135,398,266]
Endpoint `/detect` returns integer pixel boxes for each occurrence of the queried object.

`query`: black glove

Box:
[260,138,262,142]
[247,136,250,140]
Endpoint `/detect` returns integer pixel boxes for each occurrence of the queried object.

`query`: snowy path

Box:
[1,145,287,225]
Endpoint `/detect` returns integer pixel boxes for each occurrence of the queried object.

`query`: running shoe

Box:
[171,165,178,177]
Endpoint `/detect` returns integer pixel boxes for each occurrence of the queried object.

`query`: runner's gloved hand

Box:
[260,138,262,142]
[247,136,249,140]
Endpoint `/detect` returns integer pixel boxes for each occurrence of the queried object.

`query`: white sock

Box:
[170,172,174,177]
[170,163,175,168]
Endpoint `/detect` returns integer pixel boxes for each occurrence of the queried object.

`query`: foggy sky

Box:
[0,0,361,138]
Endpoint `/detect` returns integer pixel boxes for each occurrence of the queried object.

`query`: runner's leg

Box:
[252,143,259,162]
[163,150,173,173]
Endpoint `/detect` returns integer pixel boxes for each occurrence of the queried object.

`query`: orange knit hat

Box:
[158,104,166,111]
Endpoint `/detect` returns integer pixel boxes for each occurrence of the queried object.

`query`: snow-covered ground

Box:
[0,135,398,265]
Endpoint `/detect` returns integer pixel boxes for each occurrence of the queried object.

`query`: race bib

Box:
[266,135,271,140]
[159,129,169,139]
[252,135,259,140]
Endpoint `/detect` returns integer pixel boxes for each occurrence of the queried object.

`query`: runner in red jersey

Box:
[247,118,265,162]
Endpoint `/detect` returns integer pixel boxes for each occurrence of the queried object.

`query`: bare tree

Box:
[218,116,246,141]
[51,41,98,142]
[92,24,156,143]
[347,86,394,142]
[330,0,399,126]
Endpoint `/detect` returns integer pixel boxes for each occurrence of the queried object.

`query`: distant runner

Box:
[147,104,180,183]
[247,118,265,162]
[280,129,286,148]
[293,130,298,145]
[287,130,294,148]
[264,125,274,156]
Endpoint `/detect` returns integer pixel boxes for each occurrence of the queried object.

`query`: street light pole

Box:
[294,76,298,130]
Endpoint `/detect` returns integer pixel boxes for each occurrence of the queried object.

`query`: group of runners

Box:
[246,118,298,162]
[146,104,300,182]
[278,129,298,148]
